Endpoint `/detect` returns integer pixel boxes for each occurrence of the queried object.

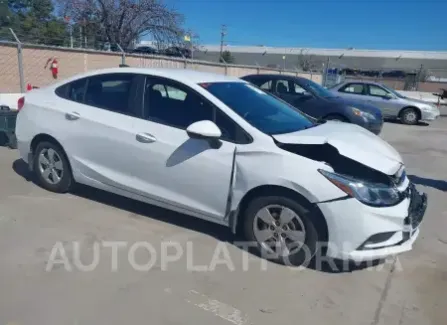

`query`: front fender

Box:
[229,148,346,214]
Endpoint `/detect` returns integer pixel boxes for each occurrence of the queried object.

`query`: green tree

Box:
[0,0,67,46]
[220,50,235,64]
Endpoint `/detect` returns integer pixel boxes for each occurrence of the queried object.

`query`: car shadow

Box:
[12,158,383,274]
[409,174,447,192]
[384,118,429,126]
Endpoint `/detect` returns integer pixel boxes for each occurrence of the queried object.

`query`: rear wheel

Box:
[243,196,318,266]
[400,107,419,125]
[33,141,73,193]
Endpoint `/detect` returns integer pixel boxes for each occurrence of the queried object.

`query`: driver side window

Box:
[368,85,390,98]
[292,82,306,95]
[143,77,250,144]
[276,80,290,94]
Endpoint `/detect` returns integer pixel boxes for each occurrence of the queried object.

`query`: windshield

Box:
[201,82,315,135]
[305,79,337,98]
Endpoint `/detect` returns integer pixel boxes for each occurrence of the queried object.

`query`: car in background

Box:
[163,46,192,58]
[16,68,426,266]
[241,74,384,135]
[131,46,159,55]
[330,81,440,125]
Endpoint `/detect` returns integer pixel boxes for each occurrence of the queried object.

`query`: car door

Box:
[366,84,401,117]
[129,76,244,221]
[55,72,146,191]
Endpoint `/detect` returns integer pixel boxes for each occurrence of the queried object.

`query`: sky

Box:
[167,0,447,51]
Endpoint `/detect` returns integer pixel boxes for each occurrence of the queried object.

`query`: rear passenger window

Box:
[340,83,364,95]
[260,80,272,91]
[69,78,88,102]
[84,74,136,115]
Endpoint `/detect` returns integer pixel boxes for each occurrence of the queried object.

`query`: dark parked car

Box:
[241,74,384,135]
[131,46,159,55]
[163,46,192,59]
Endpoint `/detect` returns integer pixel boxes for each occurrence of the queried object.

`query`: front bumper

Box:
[354,117,383,135]
[421,109,440,121]
[318,183,427,262]
[365,121,383,135]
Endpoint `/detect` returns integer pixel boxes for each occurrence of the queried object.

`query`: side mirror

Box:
[384,93,394,100]
[186,120,222,139]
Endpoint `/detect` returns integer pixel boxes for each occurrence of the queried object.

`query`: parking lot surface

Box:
[1,120,446,325]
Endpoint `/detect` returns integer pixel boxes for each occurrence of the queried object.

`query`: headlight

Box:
[421,105,437,112]
[318,169,401,207]
[351,107,375,120]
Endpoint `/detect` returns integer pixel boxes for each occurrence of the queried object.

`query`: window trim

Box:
[142,76,252,145]
[54,73,143,118]
[338,83,366,95]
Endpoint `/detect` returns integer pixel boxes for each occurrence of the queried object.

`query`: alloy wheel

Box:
[253,204,306,257]
[38,148,64,185]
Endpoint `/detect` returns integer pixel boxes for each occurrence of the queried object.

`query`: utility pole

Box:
[219,24,227,62]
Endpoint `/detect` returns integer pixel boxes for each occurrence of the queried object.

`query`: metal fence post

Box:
[116,44,126,66]
[10,28,25,93]
[220,57,228,75]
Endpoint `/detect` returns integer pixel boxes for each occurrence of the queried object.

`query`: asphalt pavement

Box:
[0,119,446,325]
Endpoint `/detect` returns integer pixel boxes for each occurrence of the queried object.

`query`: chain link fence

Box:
[0,30,319,93]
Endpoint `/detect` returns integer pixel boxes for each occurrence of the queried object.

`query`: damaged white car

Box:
[16,68,427,265]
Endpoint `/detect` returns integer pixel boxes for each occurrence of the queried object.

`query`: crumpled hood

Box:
[272,121,403,175]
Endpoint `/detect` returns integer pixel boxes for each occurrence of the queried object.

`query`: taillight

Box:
[17,97,25,111]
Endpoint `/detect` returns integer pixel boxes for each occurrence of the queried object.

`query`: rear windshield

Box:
[200,82,314,135]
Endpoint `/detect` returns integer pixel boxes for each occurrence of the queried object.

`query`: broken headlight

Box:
[318,169,401,207]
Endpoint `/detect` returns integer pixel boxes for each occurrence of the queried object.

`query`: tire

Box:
[324,114,347,122]
[243,196,319,266]
[400,107,419,125]
[33,141,73,193]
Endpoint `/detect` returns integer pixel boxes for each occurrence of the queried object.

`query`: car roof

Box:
[55,68,243,86]
[338,80,384,86]
[243,74,309,83]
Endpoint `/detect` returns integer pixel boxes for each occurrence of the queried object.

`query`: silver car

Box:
[330,81,440,125]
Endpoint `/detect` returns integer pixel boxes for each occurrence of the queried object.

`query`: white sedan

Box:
[15,68,427,265]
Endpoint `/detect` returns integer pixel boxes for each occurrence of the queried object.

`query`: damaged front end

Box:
[276,141,408,207]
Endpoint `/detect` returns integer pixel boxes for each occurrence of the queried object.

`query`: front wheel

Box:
[243,196,318,266]
[400,107,419,125]
[33,141,73,193]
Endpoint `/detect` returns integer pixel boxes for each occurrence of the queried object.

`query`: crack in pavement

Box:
[371,256,397,325]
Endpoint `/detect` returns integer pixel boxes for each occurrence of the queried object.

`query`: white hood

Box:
[272,121,403,175]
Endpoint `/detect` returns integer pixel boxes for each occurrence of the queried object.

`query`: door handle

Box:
[136,133,157,143]
[65,112,80,120]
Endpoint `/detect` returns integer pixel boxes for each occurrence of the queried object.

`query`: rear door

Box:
[56,72,146,191]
